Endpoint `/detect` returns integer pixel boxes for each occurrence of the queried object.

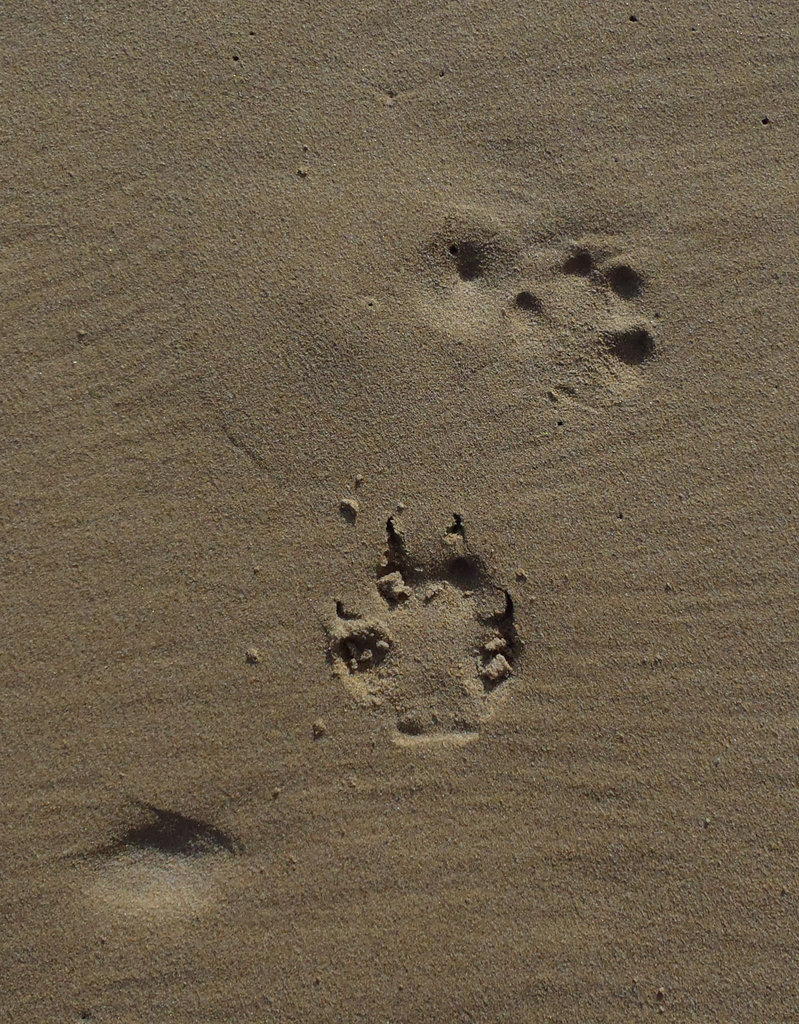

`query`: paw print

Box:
[327,513,522,743]
[416,209,659,403]
[517,242,655,368]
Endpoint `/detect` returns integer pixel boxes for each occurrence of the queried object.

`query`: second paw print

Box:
[417,209,660,400]
[507,242,656,371]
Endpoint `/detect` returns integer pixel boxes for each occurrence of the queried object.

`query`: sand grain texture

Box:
[2,1,798,1021]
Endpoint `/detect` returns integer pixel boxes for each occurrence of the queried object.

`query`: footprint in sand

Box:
[417,208,659,403]
[547,242,656,369]
[87,803,240,918]
[327,512,522,744]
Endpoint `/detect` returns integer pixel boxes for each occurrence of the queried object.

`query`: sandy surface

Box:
[2,1,798,1020]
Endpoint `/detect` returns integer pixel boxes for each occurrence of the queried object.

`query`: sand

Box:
[2,1,798,1020]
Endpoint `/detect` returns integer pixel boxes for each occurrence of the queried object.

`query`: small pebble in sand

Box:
[483,635,508,654]
[245,646,261,665]
[377,571,412,603]
[480,653,512,685]
[339,497,360,522]
[422,582,444,603]
[312,719,327,739]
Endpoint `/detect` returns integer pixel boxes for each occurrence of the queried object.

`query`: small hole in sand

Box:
[563,249,594,276]
[445,513,466,537]
[606,264,643,300]
[514,290,542,313]
[605,327,655,365]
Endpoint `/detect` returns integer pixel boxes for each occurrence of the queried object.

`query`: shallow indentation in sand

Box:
[87,804,240,919]
[90,854,218,918]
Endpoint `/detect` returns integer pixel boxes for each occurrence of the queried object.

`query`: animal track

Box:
[87,803,240,918]
[327,513,521,742]
[417,211,659,400]
[511,241,658,380]
[534,246,657,385]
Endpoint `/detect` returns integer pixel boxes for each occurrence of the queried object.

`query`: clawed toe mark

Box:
[514,290,543,313]
[562,247,595,276]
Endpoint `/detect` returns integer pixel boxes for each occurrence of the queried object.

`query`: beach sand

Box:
[2,2,798,1020]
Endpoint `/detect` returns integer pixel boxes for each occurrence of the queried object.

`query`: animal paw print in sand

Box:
[418,210,658,400]
[531,242,655,370]
[327,514,522,743]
